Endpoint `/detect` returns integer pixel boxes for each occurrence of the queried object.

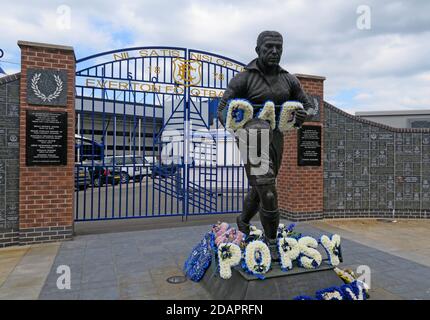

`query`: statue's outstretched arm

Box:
[218,73,247,127]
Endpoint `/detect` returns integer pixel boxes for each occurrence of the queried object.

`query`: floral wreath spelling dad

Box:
[183,100,369,300]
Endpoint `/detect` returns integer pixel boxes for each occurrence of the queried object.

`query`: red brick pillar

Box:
[18,41,75,244]
[278,74,325,221]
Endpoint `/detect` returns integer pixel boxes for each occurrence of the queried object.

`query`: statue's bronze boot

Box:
[236,188,260,236]
[236,215,251,236]
[266,237,280,262]
[259,208,280,262]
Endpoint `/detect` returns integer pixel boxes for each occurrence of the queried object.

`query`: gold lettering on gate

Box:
[113,52,129,61]
[83,77,224,97]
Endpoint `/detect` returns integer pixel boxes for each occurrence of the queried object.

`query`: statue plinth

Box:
[200,260,344,300]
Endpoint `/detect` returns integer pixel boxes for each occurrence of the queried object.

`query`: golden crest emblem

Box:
[172,58,202,87]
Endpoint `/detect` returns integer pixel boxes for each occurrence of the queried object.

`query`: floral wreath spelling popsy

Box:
[183,222,369,300]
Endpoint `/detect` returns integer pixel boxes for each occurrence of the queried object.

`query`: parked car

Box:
[104,155,153,183]
[74,165,91,190]
[77,160,120,187]
[88,160,120,187]
[75,134,104,162]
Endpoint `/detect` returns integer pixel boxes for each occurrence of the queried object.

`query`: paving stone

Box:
[61,241,87,250]
[119,281,159,300]
[79,286,120,300]
[85,247,113,258]
[81,265,116,284]
[80,280,118,291]
[85,239,112,249]
[117,270,152,286]
[115,260,153,275]
[112,245,141,260]
[0,285,41,300]
[39,289,80,300]
[83,254,114,267]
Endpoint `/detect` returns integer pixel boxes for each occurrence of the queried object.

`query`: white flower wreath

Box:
[31,73,63,102]
[319,290,344,300]
[249,225,263,239]
[320,234,341,266]
[244,240,271,276]
[278,237,300,271]
[298,236,322,269]
[225,99,253,131]
[257,101,276,130]
[218,243,242,279]
[278,101,304,132]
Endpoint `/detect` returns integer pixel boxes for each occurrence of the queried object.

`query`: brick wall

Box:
[278,74,325,221]
[18,41,75,245]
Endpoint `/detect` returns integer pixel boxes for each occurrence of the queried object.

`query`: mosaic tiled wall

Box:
[0,74,20,246]
[323,102,430,219]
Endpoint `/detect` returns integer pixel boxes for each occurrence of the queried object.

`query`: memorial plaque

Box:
[7,129,19,148]
[405,176,419,183]
[26,110,67,166]
[26,69,68,106]
[298,125,321,166]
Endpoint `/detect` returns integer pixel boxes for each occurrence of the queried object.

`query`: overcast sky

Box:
[0,0,429,114]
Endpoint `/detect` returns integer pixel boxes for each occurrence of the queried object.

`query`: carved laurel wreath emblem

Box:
[30,73,63,102]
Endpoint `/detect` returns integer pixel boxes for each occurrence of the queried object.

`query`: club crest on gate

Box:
[172,58,202,87]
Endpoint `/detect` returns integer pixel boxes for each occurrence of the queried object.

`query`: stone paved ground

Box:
[309,219,430,268]
[34,218,430,300]
[0,243,59,299]
[1,218,429,300]
[301,221,430,300]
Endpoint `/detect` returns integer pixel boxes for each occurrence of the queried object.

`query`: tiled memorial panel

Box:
[324,102,429,218]
[0,74,20,246]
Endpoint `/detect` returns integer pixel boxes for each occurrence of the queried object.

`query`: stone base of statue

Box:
[200,259,344,300]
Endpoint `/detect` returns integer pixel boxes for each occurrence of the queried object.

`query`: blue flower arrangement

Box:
[315,286,344,300]
[183,232,213,282]
[341,281,367,300]
[294,280,367,300]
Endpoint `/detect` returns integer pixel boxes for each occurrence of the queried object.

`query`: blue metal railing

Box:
[74,47,247,221]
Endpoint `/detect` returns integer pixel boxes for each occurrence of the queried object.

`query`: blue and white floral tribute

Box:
[183,221,367,300]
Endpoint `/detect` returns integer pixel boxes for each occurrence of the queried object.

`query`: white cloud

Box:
[0,0,429,113]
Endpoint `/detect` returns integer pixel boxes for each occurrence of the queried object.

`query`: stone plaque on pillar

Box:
[26,69,68,106]
[298,125,321,166]
[26,110,68,165]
